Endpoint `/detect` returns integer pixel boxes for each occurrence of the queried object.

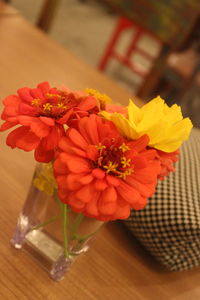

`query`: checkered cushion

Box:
[124,128,200,271]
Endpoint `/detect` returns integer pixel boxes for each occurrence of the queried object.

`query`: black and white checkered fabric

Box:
[124,128,200,271]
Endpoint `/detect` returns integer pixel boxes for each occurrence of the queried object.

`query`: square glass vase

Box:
[11,163,104,281]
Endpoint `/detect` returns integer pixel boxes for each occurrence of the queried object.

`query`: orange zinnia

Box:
[0,82,98,162]
[54,115,161,221]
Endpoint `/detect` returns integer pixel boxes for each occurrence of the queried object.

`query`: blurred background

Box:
[11,0,200,127]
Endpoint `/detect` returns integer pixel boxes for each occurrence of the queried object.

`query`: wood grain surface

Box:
[0,2,200,299]
[0,1,18,16]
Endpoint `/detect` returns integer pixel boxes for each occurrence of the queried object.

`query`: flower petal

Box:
[0,121,18,131]
[98,187,117,215]
[44,127,59,150]
[18,103,36,115]
[17,87,33,103]
[2,95,20,118]
[92,168,105,179]
[30,119,50,137]
[128,134,149,152]
[30,88,45,100]
[77,115,99,145]
[34,139,55,162]
[126,175,156,198]
[67,128,88,150]
[106,175,120,187]
[78,96,97,111]
[86,145,98,160]
[54,158,68,175]
[18,115,34,126]
[40,116,55,126]
[111,202,130,220]
[75,183,95,203]
[133,167,158,184]
[79,174,93,185]
[68,193,85,211]
[56,175,67,189]
[116,181,140,204]
[3,95,20,106]
[6,126,28,148]
[58,188,70,202]
[78,115,100,145]
[131,197,147,210]
[85,193,100,217]
[65,173,83,191]
[57,109,73,124]
[37,82,50,94]
[6,126,40,151]
[131,156,147,169]
[60,153,91,173]
[94,179,108,191]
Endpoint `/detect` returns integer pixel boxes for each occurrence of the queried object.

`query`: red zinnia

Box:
[54,115,161,221]
[0,82,98,162]
[156,149,180,180]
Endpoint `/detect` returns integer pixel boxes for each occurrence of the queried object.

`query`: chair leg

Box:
[37,0,61,32]
[124,28,142,61]
[137,45,170,99]
[98,17,133,71]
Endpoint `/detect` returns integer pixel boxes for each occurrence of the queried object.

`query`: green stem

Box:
[53,191,62,209]
[32,215,60,230]
[62,203,69,258]
[79,229,99,241]
[73,228,100,244]
[71,213,84,238]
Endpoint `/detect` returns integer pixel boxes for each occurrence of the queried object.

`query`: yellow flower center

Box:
[85,88,112,110]
[43,103,53,112]
[30,91,74,118]
[94,142,133,180]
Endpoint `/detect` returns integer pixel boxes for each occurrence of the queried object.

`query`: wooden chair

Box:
[37,0,61,32]
[98,17,162,82]
[98,1,200,99]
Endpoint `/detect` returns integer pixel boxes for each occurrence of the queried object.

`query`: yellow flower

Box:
[33,163,57,196]
[101,96,193,152]
[85,88,112,110]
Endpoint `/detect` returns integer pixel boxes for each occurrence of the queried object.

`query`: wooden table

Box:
[0,2,200,299]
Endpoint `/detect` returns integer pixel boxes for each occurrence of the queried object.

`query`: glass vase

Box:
[11,163,104,281]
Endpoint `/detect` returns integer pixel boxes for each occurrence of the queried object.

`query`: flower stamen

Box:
[94,141,133,180]
[57,103,67,109]
[31,99,40,106]
[96,143,106,151]
[43,103,53,112]
[121,157,131,168]
[46,93,63,100]
[118,168,133,179]
[103,161,118,173]
[85,88,112,110]
[119,143,130,152]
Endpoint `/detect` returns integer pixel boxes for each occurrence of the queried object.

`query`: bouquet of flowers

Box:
[0,82,193,280]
